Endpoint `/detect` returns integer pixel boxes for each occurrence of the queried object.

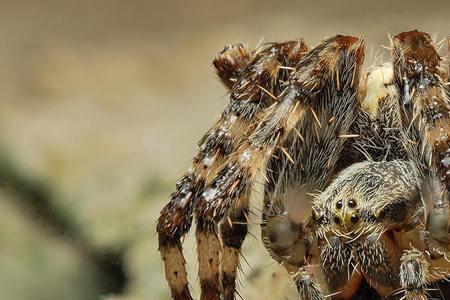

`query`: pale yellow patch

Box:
[361,63,394,118]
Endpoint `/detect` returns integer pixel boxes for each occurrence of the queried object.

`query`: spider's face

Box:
[329,197,362,231]
[312,161,421,240]
[313,192,373,240]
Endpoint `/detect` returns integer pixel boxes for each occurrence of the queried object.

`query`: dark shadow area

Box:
[0,155,127,295]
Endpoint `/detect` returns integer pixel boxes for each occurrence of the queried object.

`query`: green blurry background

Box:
[0,1,449,299]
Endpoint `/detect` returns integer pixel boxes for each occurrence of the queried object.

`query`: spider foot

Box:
[294,267,325,300]
[213,43,253,90]
[400,249,428,300]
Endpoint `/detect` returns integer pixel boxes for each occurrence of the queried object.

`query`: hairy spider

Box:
[157,31,450,300]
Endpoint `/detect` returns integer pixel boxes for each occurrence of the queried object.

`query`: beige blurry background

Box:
[0,1,449,299]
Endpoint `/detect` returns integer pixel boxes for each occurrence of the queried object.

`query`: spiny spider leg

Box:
[220,41,308,300]
[262,33,366,297]
[294,268,325,300]
[196,41,308,300]
[390,31,450,245]
[157,40,308,300]
[157,43,253,300]
[219,206,249,299]
[400,249,429,300]
[196,35,365,300]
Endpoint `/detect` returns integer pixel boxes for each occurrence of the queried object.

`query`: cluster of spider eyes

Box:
[335,199,357,209]
[333,199,359,225]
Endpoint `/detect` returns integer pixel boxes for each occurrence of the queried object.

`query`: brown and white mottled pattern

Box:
[193,40,308,300]
[159,30,450,300]
[194,35,364,300]
[390,31,450,250]
[158,40,308,299]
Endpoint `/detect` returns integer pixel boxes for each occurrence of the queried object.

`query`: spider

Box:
[157,30,450,300]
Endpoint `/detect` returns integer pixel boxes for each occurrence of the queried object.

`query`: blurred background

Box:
[0,1,449,299]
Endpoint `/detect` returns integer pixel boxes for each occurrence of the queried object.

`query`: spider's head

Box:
[312,194,365,239]
[312,161,422,241]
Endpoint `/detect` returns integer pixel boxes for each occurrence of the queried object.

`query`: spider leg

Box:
[219,205,249,300]
[390,31,450,243]
[220,41,309,300]
[400,249,429,300]
[195,40,309,300]
[261,32,367,280]
[197,35,365,300]
[294,267,325,300]
[157,40,308,300]
[157,43,254,300]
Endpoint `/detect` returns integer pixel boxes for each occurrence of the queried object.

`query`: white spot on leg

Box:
[403,76,411,105]
[203,188,218,202]
[442,156,450,168]
[179,192,192,208]
[240,149,252,163]
[202,156,215,168]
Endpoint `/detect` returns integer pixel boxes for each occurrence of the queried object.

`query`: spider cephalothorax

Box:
[157,31,450,300]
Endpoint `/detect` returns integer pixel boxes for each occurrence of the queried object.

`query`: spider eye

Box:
[348,199,357,208]
[333,215,342,225]
[350,214,360,224]
[335,200,343,209]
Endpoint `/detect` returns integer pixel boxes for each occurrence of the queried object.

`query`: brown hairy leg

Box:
[219,41,308,300]
[400,249,429,300]
[262,34,367,298]
[158,40,308,300]
[219,204,249,300]
[157,43,253,300]
[390,31,450,253]
[194,40,308,300]
[197,35,365,300]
